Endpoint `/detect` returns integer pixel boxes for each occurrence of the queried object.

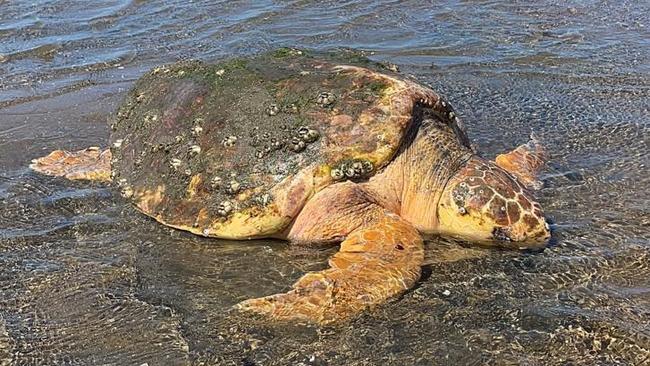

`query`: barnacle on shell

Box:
[330,168,345,181]
[217,201,233,217]
[316,92,336,107]
[289,137,306,153]
[222,135,238,147]
[266,104,280,116]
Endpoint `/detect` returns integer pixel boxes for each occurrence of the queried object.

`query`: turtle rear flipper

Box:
[236,216,423,324]
[30,147,112,182]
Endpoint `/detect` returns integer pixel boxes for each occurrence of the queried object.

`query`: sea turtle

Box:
[30,48,551,324]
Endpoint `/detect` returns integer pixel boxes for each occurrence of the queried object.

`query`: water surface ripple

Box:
[1,1,649,365]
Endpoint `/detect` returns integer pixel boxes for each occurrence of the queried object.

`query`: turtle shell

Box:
[109,48,469,239]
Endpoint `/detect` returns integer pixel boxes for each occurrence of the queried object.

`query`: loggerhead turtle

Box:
[30,49,551,324]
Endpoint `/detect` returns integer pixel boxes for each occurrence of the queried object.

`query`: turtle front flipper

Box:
[236,212,424,324]
[495,135,547,189]
[30,147,112,182]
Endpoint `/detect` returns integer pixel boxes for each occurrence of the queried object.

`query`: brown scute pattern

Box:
[522,214,540,231]
[465,184,492,209]
[518,193,532,210]
[488,196,509,226]
[451,158,548,240]
[506,201,521,224]
[484,169,517,199]
[108,49,460,238]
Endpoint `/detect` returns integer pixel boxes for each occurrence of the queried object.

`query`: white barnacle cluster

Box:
[289,137,306,153]
[191,117,204,136]
[288,126,320,153]
[116,177,134,198]
[297,126,319,143]
[316,91,336,107]
[330,159,374,181]
[382,61,399,73]
[285,103,299,114]
[435,98,462,124]
[418,97,432,106]
[189,145,201,155]
[210,175,222,189]
[330,167,345,181]
[255,135,285,158]
[346,161,365,178]
[227,180,241,195]
[222,135,238,147]
[144,113,159,124]
[208,174,242,203]
[135,92,146,103]
[169,158,182,170]
[134,150,147,167]
[266,104,280,116]
[216,200,234,217]
[151,65,170,75]
[256,193,272,206]
[453,181,473,215]
[121,185,134,198]
[268,137,283,150]
[192,125,203,136]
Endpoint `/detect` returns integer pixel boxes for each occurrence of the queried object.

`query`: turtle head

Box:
[437,157,550,248]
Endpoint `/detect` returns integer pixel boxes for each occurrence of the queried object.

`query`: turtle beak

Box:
[494,216,551,249]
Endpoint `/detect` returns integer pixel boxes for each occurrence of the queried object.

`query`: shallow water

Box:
[1,1,649,365]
